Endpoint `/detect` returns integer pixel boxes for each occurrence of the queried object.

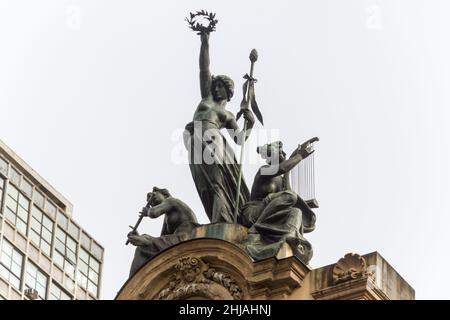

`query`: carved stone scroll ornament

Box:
[157,257,243,300]
[332,253,372,285]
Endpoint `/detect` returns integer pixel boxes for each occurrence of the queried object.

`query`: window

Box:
[4,184,29,234]
[54,228,77,278]
[68,221,79,240]
[44,201,56,219]
[8,167,20,186]
[49,283,71,300]
[91,242,104,262]
[56,211,68,229]
[80,232,91,250]
[0,176,5,212]
[30,206,54,256]
[20,179,33,198]
[33,191,45,209]
[25,263,48,299]
[0,157,8,176]
[0,240,23,290]
[77,249,100,297]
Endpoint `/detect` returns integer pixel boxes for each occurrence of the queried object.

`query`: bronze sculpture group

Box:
[127,11,318,276]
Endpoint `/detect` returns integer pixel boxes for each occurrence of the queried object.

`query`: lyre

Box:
[291,142,319,208]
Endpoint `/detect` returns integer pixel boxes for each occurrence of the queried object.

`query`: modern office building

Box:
[0,140,104,300]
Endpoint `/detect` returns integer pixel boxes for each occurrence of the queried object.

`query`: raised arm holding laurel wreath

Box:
[183,11,254,224]
[199,32,211,99]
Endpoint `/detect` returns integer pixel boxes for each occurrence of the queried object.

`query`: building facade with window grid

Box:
[0,140,104,300]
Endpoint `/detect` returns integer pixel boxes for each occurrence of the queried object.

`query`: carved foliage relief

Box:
[157,257,243,300]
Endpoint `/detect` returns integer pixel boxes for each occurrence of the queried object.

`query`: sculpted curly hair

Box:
[152,187,171,198]
[212,75,234,101]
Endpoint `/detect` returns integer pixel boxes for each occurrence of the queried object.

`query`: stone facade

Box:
[117,224,414,300]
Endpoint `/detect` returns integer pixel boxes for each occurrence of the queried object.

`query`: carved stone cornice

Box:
[311,275,389,300]
[117,243,413,300]
[247,256,309,299]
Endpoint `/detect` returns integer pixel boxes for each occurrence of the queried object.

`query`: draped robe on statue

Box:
[184,120,250,224]
[242,173,316,264]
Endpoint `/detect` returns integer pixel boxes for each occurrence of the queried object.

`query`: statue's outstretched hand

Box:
[292,137,319,159]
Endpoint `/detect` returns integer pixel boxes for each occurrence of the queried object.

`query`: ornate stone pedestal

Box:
[116,224,414,300]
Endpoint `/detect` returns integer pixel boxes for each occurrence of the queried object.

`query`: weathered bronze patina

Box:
[183,14,255,224]
[127,187,199,276]
[125,11,319,276]
[242,138,318,263]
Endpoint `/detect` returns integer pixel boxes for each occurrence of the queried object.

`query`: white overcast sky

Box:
[1,0,449,299]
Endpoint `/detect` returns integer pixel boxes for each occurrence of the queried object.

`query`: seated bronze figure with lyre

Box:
[242,138,318,263]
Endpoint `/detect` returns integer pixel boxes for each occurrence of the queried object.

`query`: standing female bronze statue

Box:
[183,27,255,224]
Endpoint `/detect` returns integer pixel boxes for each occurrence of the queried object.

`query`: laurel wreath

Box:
[185,10,218,34]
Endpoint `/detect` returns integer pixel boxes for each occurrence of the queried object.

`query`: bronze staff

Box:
[125,192,154,245]
[233,49,260,223]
